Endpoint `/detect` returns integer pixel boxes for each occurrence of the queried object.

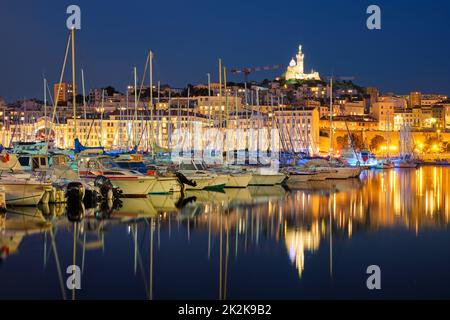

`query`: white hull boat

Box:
[1,179,51,206]
[249,173,286,186]
[150,176,181,194]
[104,176,156,196]
[322,167,362,179]
[394,160,418,169]
[224,173,253,188]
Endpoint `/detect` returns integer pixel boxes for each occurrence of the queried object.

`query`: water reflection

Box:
[0,167,449,299]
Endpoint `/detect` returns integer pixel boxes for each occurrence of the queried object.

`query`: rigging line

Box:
[131,55,151,150]
[48,32,71,145]
[131,225,149,294]
[50,228,67,300]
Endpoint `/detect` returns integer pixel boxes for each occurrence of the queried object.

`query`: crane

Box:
[231,64,281,83]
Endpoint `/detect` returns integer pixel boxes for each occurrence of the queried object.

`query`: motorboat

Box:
[208,164,253,188]
[177,161,229,190]
[244,160,286,186]
[376,159,394,169]
[0,153,52,206]
[394,159,419,169]
[77,154,157,196]
[0,175,52,206]
[299,159,362,180]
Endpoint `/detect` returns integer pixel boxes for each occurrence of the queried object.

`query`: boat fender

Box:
[1,154,9,163]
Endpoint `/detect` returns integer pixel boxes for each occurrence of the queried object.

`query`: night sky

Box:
[1,0,450,102]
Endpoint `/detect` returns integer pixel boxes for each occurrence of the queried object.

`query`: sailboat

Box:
[394,125,418,169]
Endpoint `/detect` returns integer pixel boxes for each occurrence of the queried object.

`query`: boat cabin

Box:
[17,154,49,171]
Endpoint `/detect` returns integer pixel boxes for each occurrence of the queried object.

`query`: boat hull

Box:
[2,182,50,206]
[150,177,181,194]
[224,174,252,188]
[287,174,313,185]
[184,177,214,190]
[249,173,286,186]
[324,167,362,179]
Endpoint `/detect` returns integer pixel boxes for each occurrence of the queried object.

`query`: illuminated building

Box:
[284,45,321,81]
[53,82,75,104]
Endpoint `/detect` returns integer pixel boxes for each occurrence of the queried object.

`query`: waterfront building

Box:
[320,115,378,132]
[393,108,421,131]
[372,96,407,131]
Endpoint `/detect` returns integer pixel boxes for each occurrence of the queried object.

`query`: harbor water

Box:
[0,166,450,299]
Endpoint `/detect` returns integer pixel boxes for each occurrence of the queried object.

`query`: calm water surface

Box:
[1,167,450,300]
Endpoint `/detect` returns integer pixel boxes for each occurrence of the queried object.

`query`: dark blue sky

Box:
[1,0,450,102]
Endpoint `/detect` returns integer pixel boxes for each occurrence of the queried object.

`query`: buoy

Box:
[1,154,9,163]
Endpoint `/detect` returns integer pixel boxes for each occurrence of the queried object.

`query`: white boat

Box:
[1,176,51,206]
[395,125,419,169]
[325,167,362,179]
[249,172,286,186]
[247,162,286,186]
[0,153,52,206]
[178,161,229,190]
[151,175,182,193]
[299,159,362,180]
[394,159,418,169]
[224,173,253,188]
[376,159,394,169]
[285,170,316,185]
[78,155,157,196]
[340,149,378,168]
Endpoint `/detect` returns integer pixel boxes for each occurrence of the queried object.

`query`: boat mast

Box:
[219,59,222,131]
[224,66,228,129]
[329,77,333,157]
[149,50,154,158]
[44,78,47,139]
[81,69,87,121]
[134,67,138,147]
[71,28,77,145]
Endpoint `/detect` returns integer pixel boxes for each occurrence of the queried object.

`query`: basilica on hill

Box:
[284,45,321,81]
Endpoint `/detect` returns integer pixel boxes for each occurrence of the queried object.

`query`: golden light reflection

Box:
[85,168,450,281]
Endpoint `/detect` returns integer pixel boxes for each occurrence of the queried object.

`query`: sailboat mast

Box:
[44,78,47,138]
[134,67,138,147]
[71,28,77,143]
[224,66,228,129]
[81,69,87,121]
[329,77,333,156]
[219,59,222,131]
[149,50,154,157]
[207,73,211,127]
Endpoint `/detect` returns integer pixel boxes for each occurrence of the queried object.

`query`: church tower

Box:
[284,44,321,81]
[296,45,304,74]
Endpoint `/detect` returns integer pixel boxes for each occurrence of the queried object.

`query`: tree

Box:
[103,86,119,96]
[370,135,386,151]
[350,133,364,150]
[336,136,348,149]
[336,133,365,151]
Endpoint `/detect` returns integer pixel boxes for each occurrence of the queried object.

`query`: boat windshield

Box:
[99,157,120,169]
[196,162,207,170]
[179,163,197,171]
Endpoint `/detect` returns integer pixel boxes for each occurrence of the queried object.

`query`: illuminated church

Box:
[284,45,321,81]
